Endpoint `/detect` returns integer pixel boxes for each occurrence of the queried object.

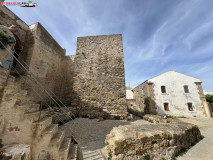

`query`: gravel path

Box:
[59,115,149,160]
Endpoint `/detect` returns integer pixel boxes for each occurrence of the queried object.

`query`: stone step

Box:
[59,137,72,159]
[83,150,105,160]
[15,103,40,113]
[24,110,47,122]
[49,131,65,148]
[60,137,71,152]
[27,104,40,112]
[41,124,58,136]
[3,82,23,89]
[33,116,52,134]
[2,94,32,104]
[67,144,78,160]
[14,96,34,106]
[0,74,16,82]
[9,75,16,81]
[4,89,28,98]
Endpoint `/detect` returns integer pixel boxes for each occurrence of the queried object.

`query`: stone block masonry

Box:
[73,34,129,120]
[106,120,202,160]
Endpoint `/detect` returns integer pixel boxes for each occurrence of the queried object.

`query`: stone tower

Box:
[73,34,128,119]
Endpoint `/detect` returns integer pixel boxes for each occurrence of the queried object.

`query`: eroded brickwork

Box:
[73,35,128,119]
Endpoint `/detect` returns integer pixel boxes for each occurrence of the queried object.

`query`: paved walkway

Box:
[177,117,213,160]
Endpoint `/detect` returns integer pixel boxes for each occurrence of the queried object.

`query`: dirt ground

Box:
[60,116,213,160]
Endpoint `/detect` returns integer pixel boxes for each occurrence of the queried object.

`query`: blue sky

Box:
[6,0,213,90]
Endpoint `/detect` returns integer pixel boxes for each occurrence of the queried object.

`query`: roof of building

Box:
[126,86,131,90]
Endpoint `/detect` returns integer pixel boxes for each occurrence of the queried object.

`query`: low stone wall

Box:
[127,107,144,118]
[143,114,168,123]
[105,121,202,160]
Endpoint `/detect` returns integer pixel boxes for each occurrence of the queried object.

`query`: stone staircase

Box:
[0,67,78,160]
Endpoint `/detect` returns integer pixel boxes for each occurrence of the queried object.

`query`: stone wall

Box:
[0,6,75,104]
[25,23,74,103]
[126,99,136,110]
[0,68,34,145]
[133,81,148,112]
[195,82,212,117]
[73,35,128,119]
[133,81,156,114]
[106,119,202,160]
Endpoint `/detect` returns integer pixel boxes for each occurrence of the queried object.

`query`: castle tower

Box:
[73,34,129,119]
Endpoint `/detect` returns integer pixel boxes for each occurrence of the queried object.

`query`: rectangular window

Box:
[161,86,166,93]
[164,103,169,111]
[187,103,193,111]
[142,88,144,96]
[184,85,189,93]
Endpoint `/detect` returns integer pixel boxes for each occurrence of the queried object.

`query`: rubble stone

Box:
[1,144,31,160]
[105,121,202,160]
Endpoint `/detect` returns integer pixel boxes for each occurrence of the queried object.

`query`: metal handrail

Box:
[9,65,65,123]
[12,50,76,114]
[0,41,76,121]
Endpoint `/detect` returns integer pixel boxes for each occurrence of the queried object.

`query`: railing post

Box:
[38,101,42,122]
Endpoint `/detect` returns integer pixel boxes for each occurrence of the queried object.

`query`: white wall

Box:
[126,87,134,99]
[148,71,205,117]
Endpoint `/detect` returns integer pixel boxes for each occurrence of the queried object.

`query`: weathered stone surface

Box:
[105,121,202,160]
[143,114,168,124]
[46,107,77,124]
[27,23,74,103]
[73,35,129,120]
[1,144,31,160]
[133,81,157,114]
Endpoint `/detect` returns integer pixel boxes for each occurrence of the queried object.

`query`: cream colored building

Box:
[133,71,211,117]
[126,86,134,99]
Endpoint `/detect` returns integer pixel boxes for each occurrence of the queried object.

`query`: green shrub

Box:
[177,147,187,157]
[206,95,213,103]
[108,151,112,160]
[134,110,144,114]
[143,154,150,160]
